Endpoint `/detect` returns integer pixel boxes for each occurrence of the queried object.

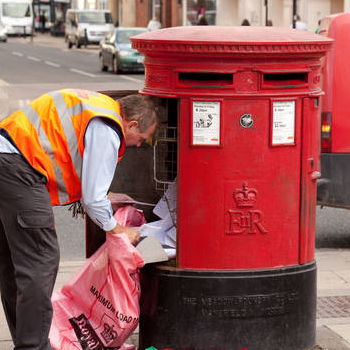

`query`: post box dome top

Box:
[131,26,332,56]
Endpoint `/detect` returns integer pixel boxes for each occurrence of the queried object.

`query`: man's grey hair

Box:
[118,94,158,132]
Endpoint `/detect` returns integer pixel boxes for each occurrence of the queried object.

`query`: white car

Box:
[0,22,7,42]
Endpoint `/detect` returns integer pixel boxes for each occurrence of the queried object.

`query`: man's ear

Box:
[127,120,138,129]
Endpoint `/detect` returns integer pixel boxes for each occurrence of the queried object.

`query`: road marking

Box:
[45,61,60,68]
[12,51,24,57]
[95,74,116,78]
[119,75,144,83]
[27,56,40,62]
[70,68,96,78]
[18,99,31,108]
[0,78,9,86]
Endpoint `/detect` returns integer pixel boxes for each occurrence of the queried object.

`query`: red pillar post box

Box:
[131,27,332,350]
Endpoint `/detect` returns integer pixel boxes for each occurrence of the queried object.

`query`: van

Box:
[65,9,114,49]
[0,0,33,36]
[317,12,350,209]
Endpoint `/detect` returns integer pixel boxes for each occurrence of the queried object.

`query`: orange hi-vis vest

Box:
[0,89,125,206]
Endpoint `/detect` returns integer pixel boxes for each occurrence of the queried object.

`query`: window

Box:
[116,29,147,44]
[2,3,31,18]
[104,12,113,24]
[186,0,216,25]
[78,11,112,24]
[98,0,107,10]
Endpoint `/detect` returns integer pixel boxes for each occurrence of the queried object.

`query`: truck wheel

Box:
[99,55,107,72]
[113,57,119,74]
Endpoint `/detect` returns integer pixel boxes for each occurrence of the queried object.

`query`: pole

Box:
[31,0,35,42]
[182,0,187,26]
[292,0,297,28]
[50,0,55,35]
[265,0,268,26]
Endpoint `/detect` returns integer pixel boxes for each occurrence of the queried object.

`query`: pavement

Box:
[16,31,100,51]
[315,250,350,350]
[0,250,350,350]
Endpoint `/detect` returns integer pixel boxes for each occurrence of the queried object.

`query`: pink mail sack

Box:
[113,205,147,227]
[50,231,144,350]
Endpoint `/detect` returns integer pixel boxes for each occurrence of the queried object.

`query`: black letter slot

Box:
[262,72,308,88]
[178,72,233,88]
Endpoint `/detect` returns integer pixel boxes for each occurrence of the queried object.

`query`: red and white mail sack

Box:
[113,205,147,227]
[49,231,144,350]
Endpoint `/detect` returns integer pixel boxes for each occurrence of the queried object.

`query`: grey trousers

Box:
[0,153,60,350]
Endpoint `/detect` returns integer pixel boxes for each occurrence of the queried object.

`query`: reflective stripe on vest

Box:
[0,89,125,206]
[24,104,70,205]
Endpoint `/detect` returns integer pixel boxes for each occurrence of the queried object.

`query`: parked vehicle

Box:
[65,9,114,49]
[99,27,147,74]
[0,20,7,42]
[317,12,350,209]
[0,0,33,36]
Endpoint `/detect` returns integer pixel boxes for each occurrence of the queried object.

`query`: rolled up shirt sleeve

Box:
[81,117,120,231]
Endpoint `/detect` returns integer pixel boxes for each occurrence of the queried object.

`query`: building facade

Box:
[78,0,350,33]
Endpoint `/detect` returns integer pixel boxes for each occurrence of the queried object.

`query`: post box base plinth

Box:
[139,262,316,350]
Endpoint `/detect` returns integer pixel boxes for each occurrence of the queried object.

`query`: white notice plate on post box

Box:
[272,100,295,145]
[192,101,220,146]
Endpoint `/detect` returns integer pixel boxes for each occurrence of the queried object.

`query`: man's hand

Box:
[108,192,135,212]
[107,224,140,245]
